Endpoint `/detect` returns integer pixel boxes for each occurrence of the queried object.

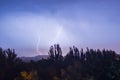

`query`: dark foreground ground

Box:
[0,44,120,80]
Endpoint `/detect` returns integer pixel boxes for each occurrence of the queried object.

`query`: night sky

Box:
[0,0,120,56]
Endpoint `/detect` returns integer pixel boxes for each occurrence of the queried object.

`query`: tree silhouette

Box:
[0,45,120,80]
[48,44,63,61]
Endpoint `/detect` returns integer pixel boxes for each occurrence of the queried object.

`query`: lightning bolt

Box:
[52,26,63,44]
[36,32,41,54]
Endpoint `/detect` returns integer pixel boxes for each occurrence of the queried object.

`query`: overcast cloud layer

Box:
[0,0,120,56]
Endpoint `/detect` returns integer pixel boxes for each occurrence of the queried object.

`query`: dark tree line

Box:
[0,44,120,80]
